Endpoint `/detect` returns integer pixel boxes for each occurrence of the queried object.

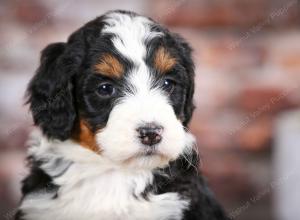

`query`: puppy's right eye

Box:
[97,83,115,97]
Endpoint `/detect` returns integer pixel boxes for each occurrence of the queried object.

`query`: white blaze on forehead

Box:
[102,12,163,97]
[102,12,163,62]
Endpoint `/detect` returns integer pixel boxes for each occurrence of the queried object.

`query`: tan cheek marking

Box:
[94,54,124,78]
[75,120,100,154]
[154,47,176,73]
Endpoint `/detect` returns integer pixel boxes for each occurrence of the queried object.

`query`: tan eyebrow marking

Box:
[94,54,124,78]
[154,47,176,73]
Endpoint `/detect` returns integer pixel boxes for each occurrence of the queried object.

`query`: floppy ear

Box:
[173,34,195,126]
[26,42,77,140]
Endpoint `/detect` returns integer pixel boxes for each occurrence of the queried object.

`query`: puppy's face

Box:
[27,11,195,169]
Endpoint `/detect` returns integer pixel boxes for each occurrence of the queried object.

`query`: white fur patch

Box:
[20,136,189,220]
[102,11,163,62]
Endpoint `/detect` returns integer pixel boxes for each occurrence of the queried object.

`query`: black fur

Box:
[15,158,59,220]
[26,42,77,140]
[153,152,229,220]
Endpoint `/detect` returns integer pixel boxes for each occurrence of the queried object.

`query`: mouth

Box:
[135,148,161,158]
[143,147,157,156]
[123,148,169,165]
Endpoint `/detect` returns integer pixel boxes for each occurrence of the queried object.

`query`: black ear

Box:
[173,34,195,126]
[26,42,77,140]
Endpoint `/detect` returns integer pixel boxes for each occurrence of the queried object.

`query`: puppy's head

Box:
[27,10,195,169]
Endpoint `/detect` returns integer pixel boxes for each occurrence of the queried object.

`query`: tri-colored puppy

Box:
[16,10,229,220]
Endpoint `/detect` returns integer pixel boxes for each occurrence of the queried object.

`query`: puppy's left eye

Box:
[97,83,115,97]
[162,79,175,93]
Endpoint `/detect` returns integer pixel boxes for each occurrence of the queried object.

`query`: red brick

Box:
[200,151,255,200]
[279,52,300,70]
[14,0,49,24]
[237,86,298,113]
[151,0,300,28]
[235,116,272,152]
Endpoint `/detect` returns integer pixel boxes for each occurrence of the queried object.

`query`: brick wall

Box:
[1,1,300,220]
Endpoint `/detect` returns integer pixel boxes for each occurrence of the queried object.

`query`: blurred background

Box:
[0,0,300,219]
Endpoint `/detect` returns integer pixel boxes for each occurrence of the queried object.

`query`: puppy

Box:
[16,10,229,220]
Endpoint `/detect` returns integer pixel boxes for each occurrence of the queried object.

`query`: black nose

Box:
[137,123,163,146]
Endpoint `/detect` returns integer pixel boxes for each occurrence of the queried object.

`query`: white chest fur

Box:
[20,160,188,220]
[20,138,189,220]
